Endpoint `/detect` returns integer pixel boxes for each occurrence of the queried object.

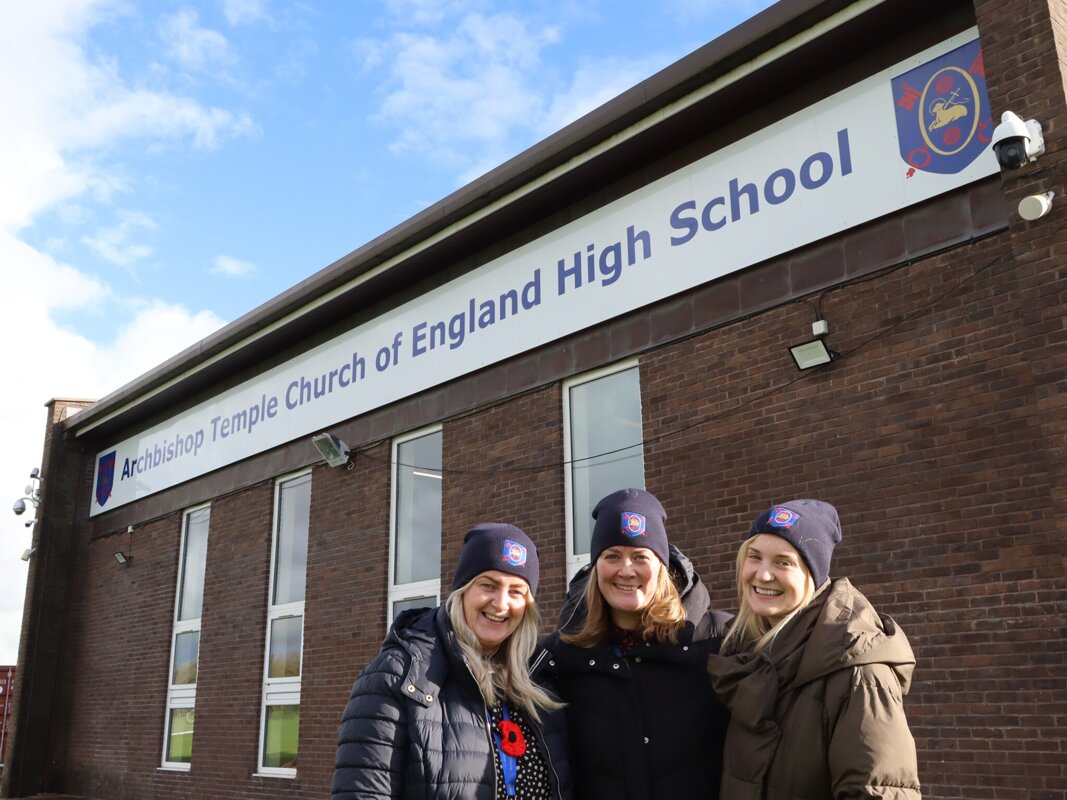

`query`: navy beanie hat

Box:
[451,523,540,596]
[590,488,670,565]
[748,499,842,586]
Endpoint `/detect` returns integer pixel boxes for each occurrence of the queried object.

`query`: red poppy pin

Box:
[497,719,526,757]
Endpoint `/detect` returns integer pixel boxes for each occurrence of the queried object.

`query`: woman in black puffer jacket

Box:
[332,523,572,800]
[540,489,731,800]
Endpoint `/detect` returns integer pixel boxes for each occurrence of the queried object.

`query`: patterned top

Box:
[488,702,553,799]
[609,623,641,655]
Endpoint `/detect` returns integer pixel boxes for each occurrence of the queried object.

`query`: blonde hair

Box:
[561,558,687,647]
[445,579,563,723]
[720,537,817,654]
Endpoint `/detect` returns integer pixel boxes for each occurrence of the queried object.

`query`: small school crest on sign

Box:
[502,539,528,567]
[96,451,117,507]
[891,38,992,177]
[621,512,647,537]
[769,507,800,528]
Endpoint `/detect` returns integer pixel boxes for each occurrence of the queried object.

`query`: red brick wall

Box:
[643,233,1064,799]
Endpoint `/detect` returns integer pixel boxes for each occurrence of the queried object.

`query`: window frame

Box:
[387,424,443,624]
[562,359,645,581]
[256,469,312,778]
[161,502,211,770]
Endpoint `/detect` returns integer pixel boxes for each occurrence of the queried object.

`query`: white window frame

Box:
[256,469,311,778]
[562,359,645,581]
[161,502,210,770]
[387,424,443,624]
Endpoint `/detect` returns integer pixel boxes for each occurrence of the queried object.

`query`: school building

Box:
[4,0,1065,797]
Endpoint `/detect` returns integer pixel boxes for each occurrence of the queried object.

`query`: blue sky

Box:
[0,0,776,663]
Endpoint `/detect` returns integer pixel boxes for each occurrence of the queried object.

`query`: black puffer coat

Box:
[540,545,731,800]
[332,606,573,800]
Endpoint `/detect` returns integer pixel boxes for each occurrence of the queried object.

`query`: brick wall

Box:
[47,212,1065,800]
[9,1,1067,798]
[643,232,1064,799]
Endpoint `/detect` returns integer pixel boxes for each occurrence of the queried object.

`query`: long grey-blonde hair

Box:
[445,578,563,723]
[720,537,818,654]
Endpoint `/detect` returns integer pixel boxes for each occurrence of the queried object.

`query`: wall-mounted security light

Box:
[789,317,839,371]
[789,338,837,369]
[113,551,131,565]
[312,432,352,468]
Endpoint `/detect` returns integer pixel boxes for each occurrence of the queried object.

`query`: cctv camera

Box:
[991,111,1045,170]
[13,498,27,516]
[29,467,40,479]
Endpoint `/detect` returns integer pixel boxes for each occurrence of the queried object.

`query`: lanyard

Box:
[491,703,519,798]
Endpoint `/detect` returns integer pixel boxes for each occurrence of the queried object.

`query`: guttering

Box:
[70,0,887,438]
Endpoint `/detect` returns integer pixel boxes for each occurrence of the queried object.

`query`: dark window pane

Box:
[392,596,435,621]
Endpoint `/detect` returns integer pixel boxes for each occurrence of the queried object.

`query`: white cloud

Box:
[0,2,255,233]
[382,0,483,27]
[82,209,159,267]
[540,54,672,135]
[158,8,235,72]
[0,230,225,664]
[372,12,560,177]
[221,0,269,26]
[211,254,257,276]
[0,1,248,663]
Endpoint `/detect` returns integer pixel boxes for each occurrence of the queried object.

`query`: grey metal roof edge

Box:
[65,0,858,435]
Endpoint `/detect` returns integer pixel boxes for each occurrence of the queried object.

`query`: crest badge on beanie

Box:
[452,523,540,595]
[590,488,669,565]
[748,498,842,586]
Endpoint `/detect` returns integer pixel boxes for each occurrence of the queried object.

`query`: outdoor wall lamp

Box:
[113,525,134,565]
[789,314,839,371]
[312,432,353,469]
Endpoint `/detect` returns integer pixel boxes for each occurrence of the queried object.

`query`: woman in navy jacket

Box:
[333,523,572,800]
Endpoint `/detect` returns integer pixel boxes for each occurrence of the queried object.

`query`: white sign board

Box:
[91,30,995,515]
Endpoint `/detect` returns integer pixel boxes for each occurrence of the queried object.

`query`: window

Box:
[388,426,442,621]
[563,361,645,579]
[162,505,210,769]
[258,471,311,776]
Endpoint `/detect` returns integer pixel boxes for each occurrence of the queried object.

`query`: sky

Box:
[0,0,778,665]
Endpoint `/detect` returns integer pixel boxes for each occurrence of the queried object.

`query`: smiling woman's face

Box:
[595,545,659,629]
[741,534,811,623]
[461,570,529,654]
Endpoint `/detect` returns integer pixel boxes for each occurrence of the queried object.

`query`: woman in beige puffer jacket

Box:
[706,499,921,800]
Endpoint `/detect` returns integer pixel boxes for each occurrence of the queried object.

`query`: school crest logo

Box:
[769,507,800,528]
[96,451,117,507]
[892,38,991,177]
[502,539,528,567]
[621,512,647,536]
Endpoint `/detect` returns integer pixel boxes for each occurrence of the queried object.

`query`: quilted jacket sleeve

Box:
[331,647,410,800]
[827,664,921,799]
